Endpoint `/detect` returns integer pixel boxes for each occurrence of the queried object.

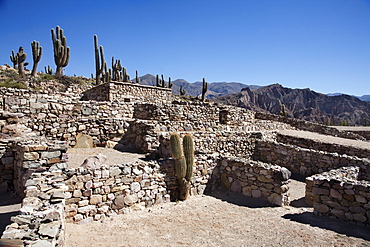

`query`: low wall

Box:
[208,158,291,206]
[277,133,370,159]
[305,167,370,226]
[252,140,370,177]
[81,82,172,103]
[255,112,365,140]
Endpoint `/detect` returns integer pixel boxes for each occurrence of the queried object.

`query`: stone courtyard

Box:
[0,81,369,246]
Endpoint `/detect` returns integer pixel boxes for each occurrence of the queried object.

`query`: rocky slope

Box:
[215,84,370,126]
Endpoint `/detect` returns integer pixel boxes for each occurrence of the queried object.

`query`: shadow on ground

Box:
[0,192,22,237]
[283,212,370,241]
[205,189,277,208]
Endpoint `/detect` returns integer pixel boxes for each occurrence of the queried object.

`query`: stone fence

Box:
[306,167,370,226]
[277,132,370,159]
[255,112,365,140]
[252,140,370,177]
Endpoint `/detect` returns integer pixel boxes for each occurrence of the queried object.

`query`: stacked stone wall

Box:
[208,158,291,206]
[277,133,370,159]
[256,112,365,140]
[306,167,370,226]
[81,82,172,103]
[252,140,370,177]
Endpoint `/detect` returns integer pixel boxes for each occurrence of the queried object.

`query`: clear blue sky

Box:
[0,0,369,95]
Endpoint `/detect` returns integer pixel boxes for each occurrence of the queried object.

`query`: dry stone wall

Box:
[81,82,172,103]
[252,140,370,177]
[208,157,291,206]
[256,112,365,140]
[306,167,370,226]
[277,133,370,159]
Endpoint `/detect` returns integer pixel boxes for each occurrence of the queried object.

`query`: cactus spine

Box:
[17,47,27,77]
[31,40,42,77]
[94,34,105,84]
[10,50,18,69]
[51,26,70,76]
[201,77,208,101]
[170,133,194,200]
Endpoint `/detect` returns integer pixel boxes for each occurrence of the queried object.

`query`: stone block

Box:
[90,195,102,205]
[74,133,94,148]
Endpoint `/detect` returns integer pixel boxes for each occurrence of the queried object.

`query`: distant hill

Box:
[215,84,370,126]
[327,93,370,102]
[134,74,260,99]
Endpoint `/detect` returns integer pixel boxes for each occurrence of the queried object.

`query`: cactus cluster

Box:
[180,85,186,96]
[155,74,173,88]
[51,26,70,76]
[44,65,53,75]
[31,41,42,77]
[170,133,194,200]
[94,34,106,85]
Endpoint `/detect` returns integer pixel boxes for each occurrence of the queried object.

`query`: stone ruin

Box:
[0,82,369,246]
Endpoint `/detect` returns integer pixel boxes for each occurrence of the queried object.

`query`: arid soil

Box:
[65,186,370,247]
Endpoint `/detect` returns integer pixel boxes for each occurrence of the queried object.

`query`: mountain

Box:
[135,74,260,99]
[327,93,370,102]
[215,84,370,126]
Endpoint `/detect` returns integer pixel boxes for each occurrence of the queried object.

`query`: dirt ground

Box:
[65,184,370,247]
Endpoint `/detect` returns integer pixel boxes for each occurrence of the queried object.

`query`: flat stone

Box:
[74,133,94,148]
[314,202,329,213]
[90,195,102,205]
[38,221,60,238]
[29,239,53,247]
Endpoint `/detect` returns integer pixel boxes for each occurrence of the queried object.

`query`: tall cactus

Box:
[122,67,129,82]
[10,50,18,69]
[168,77,173,88]
[17,47,27,77]
[201,77,208,101]
[112,57,122,81]
[51,26,70,76]
[31,40,42,77]
[180,85,186,96]
[94,34,105,84]
[170,133,194,200]
[135,70,140,84]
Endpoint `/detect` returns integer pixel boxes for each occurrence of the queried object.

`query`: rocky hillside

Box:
[215,84,370,126]
[135,74,259,99]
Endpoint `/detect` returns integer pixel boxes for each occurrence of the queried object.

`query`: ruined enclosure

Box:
[1,83,370,246]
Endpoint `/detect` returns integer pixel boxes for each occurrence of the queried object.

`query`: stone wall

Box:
[252,140,370,177]
[276,132,370,159]
[81,82,172,103]
[255,112,365,140]
[1,140,68,246]
[208,157,291,206]
[305,167,370,226]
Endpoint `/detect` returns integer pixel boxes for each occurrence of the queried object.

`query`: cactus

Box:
[44,65,53,74]
[156,74,161,87]
[161,74,166,88]
[180,85,186,96]
[31,40,42,77]
[10,50,18,69]
[122,67,130,82]
[201,77,208,101]
[94,34,105,84]
[135,70,140,84]
[170,133,194,200]
[280,103,287,117]
[112,57,122,81]
[183,134,194,181]
[16,47,27,77]
[51,26,70,76]
[168,77,173,88]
